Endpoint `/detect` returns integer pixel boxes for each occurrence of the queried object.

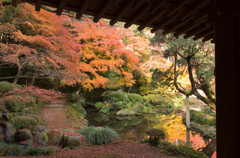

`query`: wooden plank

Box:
[183,24,208,39]
[202,32,214,42]
[93,0,113,23]
[76,0,91,19]
[35,0,43,11]
[193,27,214,40]
[174,16,206,37]
[138,8,166,31]
[110,1,134,26]
[151,12,179,33]
[56,0,67,15]
[180,0,210,21]
[124,4,151,28]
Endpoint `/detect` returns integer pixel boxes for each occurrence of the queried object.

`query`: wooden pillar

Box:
[215,0,240,157]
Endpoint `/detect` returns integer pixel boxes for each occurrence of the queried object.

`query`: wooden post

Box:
[215,0,240,157]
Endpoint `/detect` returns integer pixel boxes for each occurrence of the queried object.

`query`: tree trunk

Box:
[186,95,191,146]
[30,71,37,86]
[13,67,21,84]
[76,87,81,95]
[200,140,216,158]
[52,78,60,92]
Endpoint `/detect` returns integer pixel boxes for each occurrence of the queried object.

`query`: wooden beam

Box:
[193,27,214,40]
[183,24,208,39]
[163,19,189,35]
[35,0,43,11]
[138,8,167,31]
[124,4,151,28]
[179,0,210,21]
[202,33,214,42]
[151,13,179,33]
[132,0,144,9]
[56,0,67,15]
[93,0,113,23]
[164,0,190,18]
[174,16,206,37]
[12,0,18,7]
[110,1,134,26]
[150,0,165,14]
[76,0,91,19]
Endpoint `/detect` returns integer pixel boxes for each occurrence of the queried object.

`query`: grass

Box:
[65,105,88,130]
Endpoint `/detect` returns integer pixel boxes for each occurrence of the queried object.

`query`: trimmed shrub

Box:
[13,116,38,129]
[80,126,118,145]
[110,91,129,102]
[127,93,143,103]
[1,144,26,156]
[100,105,112,113]
[95,102,105,109]
[160,142,208,158]
[0,81,22,94]
[59,135,80,149]
[146,128,166,146]
[4,99,25,112]
[72,103,86,115]
[71,93,85,105]
[43,146,59,155]
[25,146,44,156]
[14,129,33,142]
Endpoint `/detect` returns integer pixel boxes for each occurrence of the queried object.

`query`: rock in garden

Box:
[34,125,46,133]
[36,131,48,145]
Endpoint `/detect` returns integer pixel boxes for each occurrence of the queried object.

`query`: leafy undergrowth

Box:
[65,104,88,130]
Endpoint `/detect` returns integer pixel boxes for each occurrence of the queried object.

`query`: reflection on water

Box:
[86,108,216,158]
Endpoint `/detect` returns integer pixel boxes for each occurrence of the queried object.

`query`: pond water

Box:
[86,107,216,158]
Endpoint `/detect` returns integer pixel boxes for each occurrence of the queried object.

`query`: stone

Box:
[4,122,16,143]
[116,110,135,116]
[34,125,46,133]
[36,131,48,145]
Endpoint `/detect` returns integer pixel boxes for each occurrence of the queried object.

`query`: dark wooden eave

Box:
[13,0,214,42]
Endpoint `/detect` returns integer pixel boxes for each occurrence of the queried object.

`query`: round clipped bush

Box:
[4,99,25,112]
[127,93,143,103]
[146,128,166,146]
[80,126,118,145]
[72,103,86,115]
[0,81,22,94]
[13,116,38,129]
[95,102,105,109]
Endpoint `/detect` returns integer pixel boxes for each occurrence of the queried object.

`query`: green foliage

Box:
[0,81,22,94]
[127,93,143,103]
[13,116,38,129]
[14,129,33,142]
[183,110,215,126]
[0,5,16,23]
[59,135,80,149]
[72,103,86,116]
[110,91,129,102]
[100,104,112,114]
[80,126,118,145]
[71,93,85,106]
[4,99,25,112]
[25,146,44,156]
[95,102,105,109]
[0,144,26,156]
[1,0,12,6]
[146,128,166,146]
[42,146,59,155]
[160,142,208,158]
